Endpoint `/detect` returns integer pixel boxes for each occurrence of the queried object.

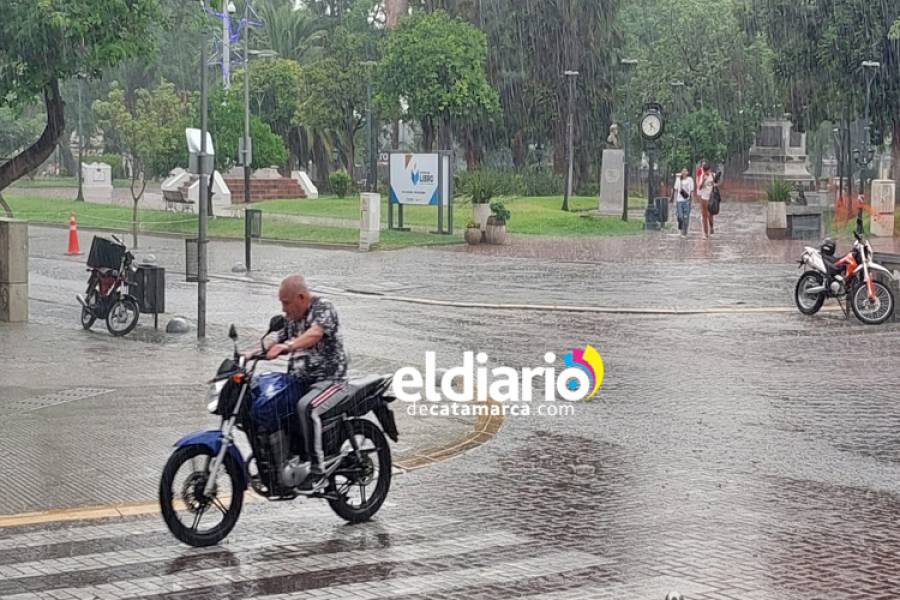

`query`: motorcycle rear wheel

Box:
[106,297,139,336]
[327,419,392,523]
[795,271,825,315]
[851,280,894,325]
[159,444,244,547]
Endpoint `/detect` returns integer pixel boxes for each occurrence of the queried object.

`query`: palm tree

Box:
[256,0,331,64]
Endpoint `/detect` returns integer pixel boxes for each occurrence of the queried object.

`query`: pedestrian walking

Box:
[697,161,716,239]
[671,168,694,237]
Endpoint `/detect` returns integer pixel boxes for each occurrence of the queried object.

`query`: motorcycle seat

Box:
[823,258,844,276]
[299,375,392,419]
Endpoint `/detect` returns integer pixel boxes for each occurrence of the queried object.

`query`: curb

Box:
[0,401,505,529]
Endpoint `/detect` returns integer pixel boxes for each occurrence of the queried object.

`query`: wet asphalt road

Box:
[3,204,900,599]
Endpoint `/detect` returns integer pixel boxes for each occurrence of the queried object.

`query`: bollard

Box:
[0,218,28,322]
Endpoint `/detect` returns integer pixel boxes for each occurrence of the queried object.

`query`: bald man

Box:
[267,274,348,490]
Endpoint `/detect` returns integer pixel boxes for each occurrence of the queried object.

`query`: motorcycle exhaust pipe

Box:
[805,285,826,294]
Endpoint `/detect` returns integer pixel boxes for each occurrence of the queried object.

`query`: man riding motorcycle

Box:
[254,274,349,491]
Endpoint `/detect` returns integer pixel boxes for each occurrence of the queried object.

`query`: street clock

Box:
[640,103,665,141]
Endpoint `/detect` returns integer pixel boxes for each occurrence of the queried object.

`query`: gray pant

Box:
[296,381,347,472]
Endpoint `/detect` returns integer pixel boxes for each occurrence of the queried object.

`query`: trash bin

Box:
[185,238,199,282]
[131,264,165,314]
[654,196,669,224]
[644,202,660,230]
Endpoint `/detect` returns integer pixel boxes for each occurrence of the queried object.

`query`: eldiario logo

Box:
[392,344,604,404]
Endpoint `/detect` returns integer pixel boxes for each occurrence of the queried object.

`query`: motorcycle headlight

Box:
[206,380,226,413]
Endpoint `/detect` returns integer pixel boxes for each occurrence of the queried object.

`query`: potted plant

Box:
[469,170,496,229]
[464,220,482,245]
[766,178,790,239]
[484,201,510,245]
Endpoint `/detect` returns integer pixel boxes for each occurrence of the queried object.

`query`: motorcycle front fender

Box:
[174,430,248,490]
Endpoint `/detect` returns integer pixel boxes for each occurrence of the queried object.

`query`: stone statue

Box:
[606,123,621,149]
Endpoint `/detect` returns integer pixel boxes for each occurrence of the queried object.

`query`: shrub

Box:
[519,166,563,196]
[329,169,352,198]
[489,200,510,224]
[95,153,126,180]
[766,178,792,203]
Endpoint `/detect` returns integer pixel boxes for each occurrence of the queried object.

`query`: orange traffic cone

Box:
[67,213,81,255]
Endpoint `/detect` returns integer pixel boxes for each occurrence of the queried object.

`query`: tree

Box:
[94,81,192,247]
[233,59,305,170]
[376,10,499,152]
[660,108,728,173]
[619,0,776,175]
[744,0,900,202]
[0,0,161,196]
[206,88,288,173]
[300,2,381,173]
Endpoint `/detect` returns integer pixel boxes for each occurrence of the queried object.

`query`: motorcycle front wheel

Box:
[795,271,825,315]
[327,419,392,523]
[159,444,244,547]
[851,280,894,325]
[106,297,139,336]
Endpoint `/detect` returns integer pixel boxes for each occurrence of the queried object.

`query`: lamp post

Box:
[619,58,638,221]
[198,0,211,339]
[562,70,579,212]
[361,60,378,193]
[832,125,844,203]
[75,76,84,202]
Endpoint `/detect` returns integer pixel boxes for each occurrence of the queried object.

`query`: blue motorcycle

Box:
[159,316,398,547]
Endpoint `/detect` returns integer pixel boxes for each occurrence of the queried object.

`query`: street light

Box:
[197,0,211,339]
[75,75,85,202]
[562,70,579,212]
[619,58,639,221]
[360,60,378,193]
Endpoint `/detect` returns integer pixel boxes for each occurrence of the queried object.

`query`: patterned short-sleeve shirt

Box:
[277,296,348,385]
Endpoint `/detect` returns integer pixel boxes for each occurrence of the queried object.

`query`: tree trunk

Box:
[0,79,66,193]
[0,193,11,218]
[437,116,452,152]
[385,0,409,28]
[312,134,331,188]
[58,132,77,176]
[421,116,435,152]
[345,119,356,174]
[464,126,483,170]
[510,130,526,168]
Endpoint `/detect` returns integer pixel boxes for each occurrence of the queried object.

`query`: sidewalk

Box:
[0,295,479,516]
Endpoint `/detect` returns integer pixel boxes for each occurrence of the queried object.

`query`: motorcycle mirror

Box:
[228,324,238,340]
[267,315,286,334]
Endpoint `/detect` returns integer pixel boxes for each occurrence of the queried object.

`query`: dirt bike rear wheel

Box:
[795,271,825,315]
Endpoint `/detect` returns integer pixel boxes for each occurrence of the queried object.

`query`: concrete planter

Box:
[484,220,507,245]
[473,203,492,230]
[464,227,482,245]
[766,202,787,240]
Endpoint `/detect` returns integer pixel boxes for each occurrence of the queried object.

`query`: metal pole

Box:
[243,12,252,272]
[198,9,209,339]
[223,4,231,89]
[366,75,375,193]
[622,121,629,221]
[76,77,84,202]
[562,71,578,211]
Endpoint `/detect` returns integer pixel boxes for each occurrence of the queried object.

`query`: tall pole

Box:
[75,77,84,202]
[562,71,578,212]
[198,5,210,339]
[243,13,252,271]
[222,4,231,89]
[367,75,376,192]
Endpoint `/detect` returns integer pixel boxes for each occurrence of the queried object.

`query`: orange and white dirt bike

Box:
[795,214,897,325]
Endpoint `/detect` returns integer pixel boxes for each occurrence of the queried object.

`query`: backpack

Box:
[709,185,721,215]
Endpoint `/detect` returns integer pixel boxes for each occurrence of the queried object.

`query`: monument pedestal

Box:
[598,149,625,216]
[870,180,896,237]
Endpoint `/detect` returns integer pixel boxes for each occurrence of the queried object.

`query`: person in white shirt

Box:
[672,168,694,237]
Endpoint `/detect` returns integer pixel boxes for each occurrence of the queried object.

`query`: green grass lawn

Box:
[256,194,647,236]
[4,196,462,249]
[11,176,133,189]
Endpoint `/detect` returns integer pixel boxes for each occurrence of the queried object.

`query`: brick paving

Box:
[4,210,900,597]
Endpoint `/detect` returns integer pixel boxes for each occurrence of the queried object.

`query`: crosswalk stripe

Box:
[0,508,459,551]
[1,531,530,600]
[261,551,612,600]
[0,517,449,579]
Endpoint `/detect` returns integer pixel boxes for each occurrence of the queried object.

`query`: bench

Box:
[162,189,195,212]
